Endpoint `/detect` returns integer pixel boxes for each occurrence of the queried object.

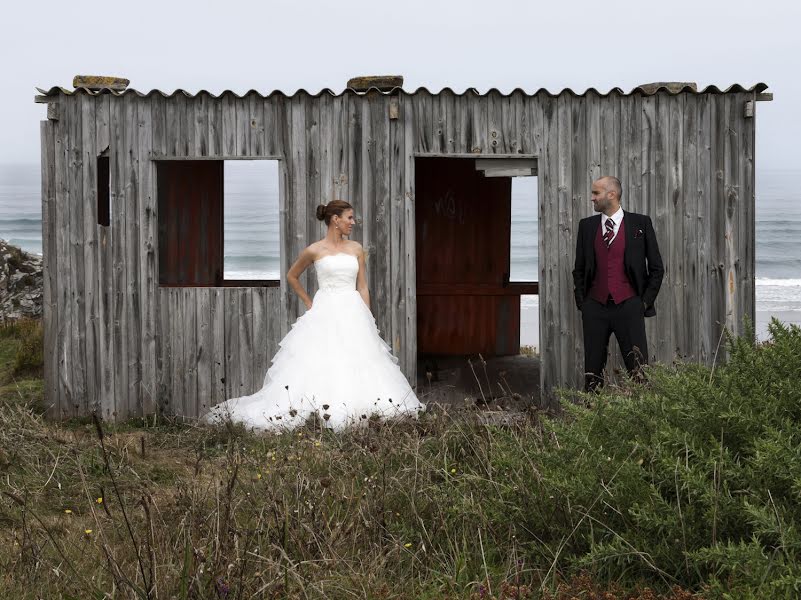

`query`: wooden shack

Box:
[35,76,772,421]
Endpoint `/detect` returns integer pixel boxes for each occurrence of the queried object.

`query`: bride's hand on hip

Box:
[304,300,313,310]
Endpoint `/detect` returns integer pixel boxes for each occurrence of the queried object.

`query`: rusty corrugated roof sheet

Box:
[36,83,769,100]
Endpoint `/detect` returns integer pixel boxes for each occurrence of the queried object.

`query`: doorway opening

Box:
[414,156,539,405]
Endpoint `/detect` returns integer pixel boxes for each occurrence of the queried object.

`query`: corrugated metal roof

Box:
[36,83,769,100]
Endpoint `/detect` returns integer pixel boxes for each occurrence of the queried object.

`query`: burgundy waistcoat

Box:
[590,218,637,304]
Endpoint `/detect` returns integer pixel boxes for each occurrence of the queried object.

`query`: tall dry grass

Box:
[3,318,800,598]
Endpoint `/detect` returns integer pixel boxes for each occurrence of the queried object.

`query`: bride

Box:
[205,200,425,431]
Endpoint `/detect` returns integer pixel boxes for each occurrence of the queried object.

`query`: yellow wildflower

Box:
[64,509,73,514]
[404,543,412,548]
[96,497,103,504]
[84,529,93,535]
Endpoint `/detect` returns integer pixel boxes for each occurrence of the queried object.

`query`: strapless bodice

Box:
[315,253,358,292]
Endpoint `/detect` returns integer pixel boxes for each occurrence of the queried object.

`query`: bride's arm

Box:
[356,245,371,311]
[287,248,315,310]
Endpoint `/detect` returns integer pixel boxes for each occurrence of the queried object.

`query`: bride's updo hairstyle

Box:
[316,200,353,226]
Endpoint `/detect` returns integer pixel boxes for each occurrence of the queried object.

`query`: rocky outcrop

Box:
[0,240,43,321]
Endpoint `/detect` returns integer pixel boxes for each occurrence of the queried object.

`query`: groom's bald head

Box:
[597,176,622,202]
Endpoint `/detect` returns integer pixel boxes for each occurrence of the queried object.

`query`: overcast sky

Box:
[1,0,798,168]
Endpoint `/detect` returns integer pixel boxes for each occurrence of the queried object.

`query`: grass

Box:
[1,318,800,598]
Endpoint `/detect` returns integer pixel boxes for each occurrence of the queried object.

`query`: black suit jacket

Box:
[572,211,664,317]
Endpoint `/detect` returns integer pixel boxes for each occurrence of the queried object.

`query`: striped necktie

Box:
[603,218,615,247]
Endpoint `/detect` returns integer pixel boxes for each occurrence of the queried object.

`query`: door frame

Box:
[409,153,541,383]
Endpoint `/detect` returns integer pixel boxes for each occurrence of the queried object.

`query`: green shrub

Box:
[463,319,801,596]
[11,319,43,377]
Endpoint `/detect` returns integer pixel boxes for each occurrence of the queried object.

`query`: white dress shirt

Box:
[603,207,625,244]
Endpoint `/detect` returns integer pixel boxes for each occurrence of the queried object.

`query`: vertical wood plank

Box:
[224,288,240,400]
[401,93,417,385]
[110,95,129,420]
[124,94,142,419]
[288,94,308,322]
[68,95,88,415]
[709,94,727,360]
[539,95,558,405]
[389,93,406,366]
[264,95,281,157]
[413,89,432,154]
[54,105,73,417]
[640,93,658,362]
[487,89,505,154]
[208,94,223,157]
[138,96,157,415]
[276,94,292,337]
[683,94,699,361]
[470,92,488,155]
[370,92,391,342]
[509,90,525,155]
[196,288,211,415]
[249,93,265,156]
[527,95,543,157]
[455,92,472,155]
[571,94,590,388]
[222,93,236,156]
[237,289,253,396]
[170,288,184,415]
[235,94,251,156]
[251,288,268,398]
[331,94,349,203]
[182,93,195,158]
[652,93,671,365]
[96,95,115,419]
[318,93,334,206]
[441,88,457,154]
[40,120,59,419]
[211,288,226,407]
[667,93,685,361]
[305,92,322,288]
[158,289,173,414]
[359,95,373,295]
[194,93,210,157]
[723,94,741,339]
[182,288,197,418]
[741,93,756,335]
[80,95,99,413]
[696,93,713,364]
[431,89,447,154]
[165,93,182,157]
[556,94,573,392]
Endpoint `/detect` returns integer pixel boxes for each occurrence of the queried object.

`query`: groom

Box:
[572,176,664,392]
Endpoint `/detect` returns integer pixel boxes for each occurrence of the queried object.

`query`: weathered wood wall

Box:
[40,87,758,419]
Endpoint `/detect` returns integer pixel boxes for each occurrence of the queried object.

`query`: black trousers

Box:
[581,295,649,392]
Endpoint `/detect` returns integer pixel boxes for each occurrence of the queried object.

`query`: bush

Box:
[464,320,801,597]
[10,319,43,378]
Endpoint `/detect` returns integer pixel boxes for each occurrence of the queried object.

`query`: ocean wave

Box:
[756,278,801,287]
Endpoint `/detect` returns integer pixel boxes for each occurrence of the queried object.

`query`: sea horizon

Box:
[2,161,800,345]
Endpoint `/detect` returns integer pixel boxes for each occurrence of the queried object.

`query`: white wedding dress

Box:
[205,253,424,431]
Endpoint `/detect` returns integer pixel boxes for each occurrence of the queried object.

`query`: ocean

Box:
[2,161,800,330]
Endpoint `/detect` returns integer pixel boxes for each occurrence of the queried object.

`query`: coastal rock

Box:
[0,240,43,321]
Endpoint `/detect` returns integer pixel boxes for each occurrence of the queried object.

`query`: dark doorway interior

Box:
[415,157,536,357]
[415,156,539,406]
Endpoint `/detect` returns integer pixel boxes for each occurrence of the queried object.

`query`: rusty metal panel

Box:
[157,160,223,286]
[415,157,519,356]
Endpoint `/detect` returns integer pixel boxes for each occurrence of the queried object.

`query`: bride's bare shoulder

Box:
[346,240,363,253]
